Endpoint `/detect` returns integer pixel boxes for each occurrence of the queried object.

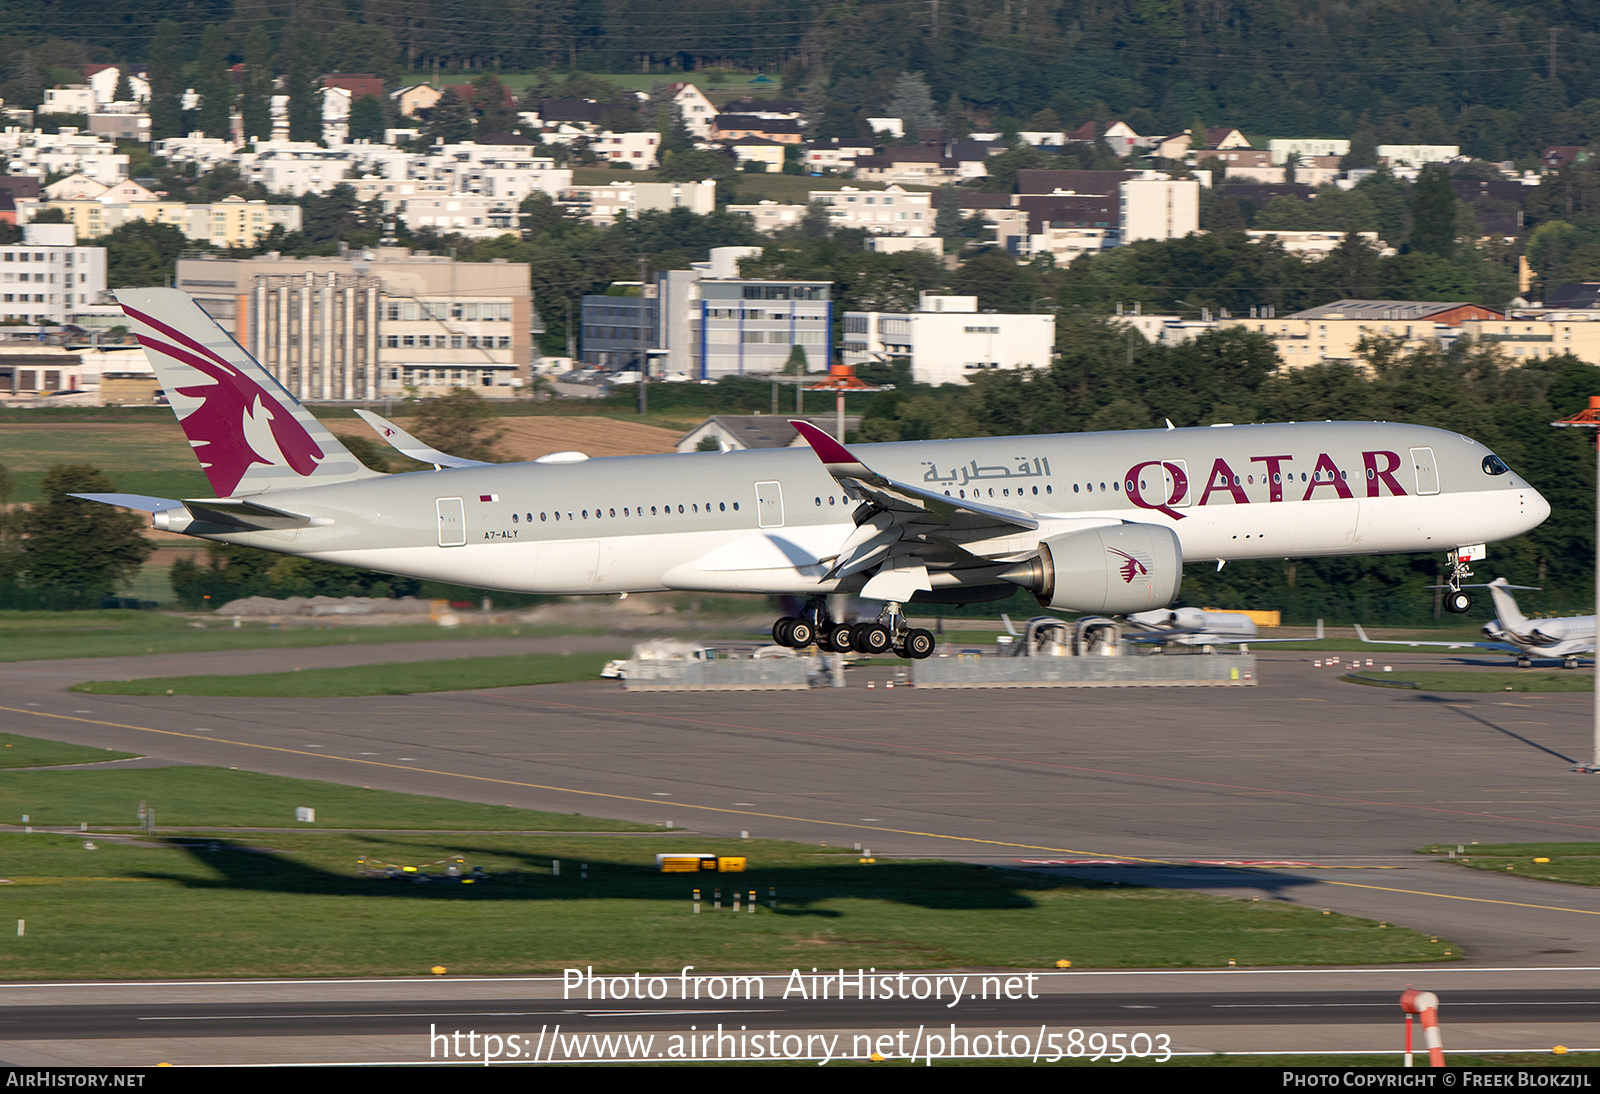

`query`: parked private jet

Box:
[1125,607,1325,646]
[75,288,1551,660]
[1355,578,1594,668]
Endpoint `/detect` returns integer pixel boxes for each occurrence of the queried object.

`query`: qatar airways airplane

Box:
[78,288,1551,660]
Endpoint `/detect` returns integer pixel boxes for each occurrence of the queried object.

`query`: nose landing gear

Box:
[1441,546,1480,615]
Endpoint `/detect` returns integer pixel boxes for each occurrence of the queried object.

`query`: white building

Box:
[563,180,715,226]
[0,128,128,181]
[40,86,95,115]
[668,84,717,139]
[398,194,522,238]
[841,292,1055,386]
[0,224,108,326]
[1246,230,1394,260]
[1017,226,1110,262]
[726,200,809,233]
[539,127,660,169]
[84,66,150,107]
[808,185,933,236]
[1376,145,1460,168]
[1119,177,1200,243]
[1267,138,1351,165]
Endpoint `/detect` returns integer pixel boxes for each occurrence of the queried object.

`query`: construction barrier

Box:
[913,651,1256,689]
[621,658,812,692]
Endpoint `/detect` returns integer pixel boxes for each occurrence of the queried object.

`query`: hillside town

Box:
[0,36,1596,410]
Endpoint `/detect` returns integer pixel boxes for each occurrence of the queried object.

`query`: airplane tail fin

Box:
[116,287,378,497]
[1483,577,1529,630]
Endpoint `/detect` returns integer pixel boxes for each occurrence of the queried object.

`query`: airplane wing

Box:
[1352,623,1516,652]
[788,420,1044,598]
[789,420,1039,533]
[353,409,491,469]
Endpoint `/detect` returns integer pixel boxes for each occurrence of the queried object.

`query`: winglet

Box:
[789,419,861,469]
[353,408,489,469]
[1353,623,1373,643]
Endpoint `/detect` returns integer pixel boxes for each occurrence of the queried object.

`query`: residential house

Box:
[666,83,717,138]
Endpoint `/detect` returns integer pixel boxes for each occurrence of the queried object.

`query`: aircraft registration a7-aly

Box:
[80,288,1552,660]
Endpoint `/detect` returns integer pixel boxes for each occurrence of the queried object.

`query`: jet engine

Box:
[999,523,1183,614]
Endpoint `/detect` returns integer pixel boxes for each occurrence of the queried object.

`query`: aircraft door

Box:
[1409,448,1440,495]
[1161,460,1191,508]
[436,497,466,547]
[755,481,784,528]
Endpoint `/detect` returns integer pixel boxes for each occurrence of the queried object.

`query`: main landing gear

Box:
[771,598,935,660]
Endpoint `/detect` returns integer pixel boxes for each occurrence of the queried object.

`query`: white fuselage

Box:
[206,420,1549,600]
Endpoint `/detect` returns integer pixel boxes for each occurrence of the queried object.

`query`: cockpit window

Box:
[1482,454,1510,476]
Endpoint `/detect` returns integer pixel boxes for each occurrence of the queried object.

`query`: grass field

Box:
[0,732,135,769]
[0,611,622,662]
[0,738,1458,980]
[1426,842,1600,886]
[0,827,1453,979]
[0,765,652,830]
[72,650,621,696]
[1344,670,1591,692]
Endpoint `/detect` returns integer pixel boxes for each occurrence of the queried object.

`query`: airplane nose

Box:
[1528,487,1552,530]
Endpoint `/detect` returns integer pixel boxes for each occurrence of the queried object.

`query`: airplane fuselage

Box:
[185,420,1548,598]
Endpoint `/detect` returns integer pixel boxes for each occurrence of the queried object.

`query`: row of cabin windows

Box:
[510,502,743,523]
[929,467,1358,503]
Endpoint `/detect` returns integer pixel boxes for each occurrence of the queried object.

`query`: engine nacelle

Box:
[1000,523,1183,614]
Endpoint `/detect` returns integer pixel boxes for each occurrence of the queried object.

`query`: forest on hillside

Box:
[3,0,1600,160]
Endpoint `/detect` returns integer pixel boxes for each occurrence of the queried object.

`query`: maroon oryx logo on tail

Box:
[1109,547,1150,584]
[122,304,324,497]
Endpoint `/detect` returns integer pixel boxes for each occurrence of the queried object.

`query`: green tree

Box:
[471,75,516,136]
[426,88,473,144]
[410,389,507,462]
[884,72,940,135]
[103,220,190,286]
[147,21,185,140]
[1408,164,1457,258]
[21,466,151,594]
[193,25,233,139]
[241,23,275,144]
[347,95,386,144]
[283,27,325,145]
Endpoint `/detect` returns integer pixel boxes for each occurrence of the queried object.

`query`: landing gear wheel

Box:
[1565,657,1579,670]
[787,619,815,648]
[772,617,798,646]
[823,623,855,653]
[853,622,892,655]
[1517,657,1533,669]
[1443,589,1473,614]
[904,628,935,659]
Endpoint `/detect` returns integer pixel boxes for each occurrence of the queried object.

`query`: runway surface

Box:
[2,968,1597,1065]
[4,640,1600,1063]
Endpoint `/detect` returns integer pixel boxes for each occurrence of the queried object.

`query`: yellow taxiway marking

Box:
[0,704,1166,862]
[1322,879,1600,916]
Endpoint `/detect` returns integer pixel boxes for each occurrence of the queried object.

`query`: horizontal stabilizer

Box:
[353,409,491,469]
[69,492,185,514]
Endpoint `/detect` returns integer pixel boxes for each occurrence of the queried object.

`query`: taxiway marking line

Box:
[479,694,1600,834]
[0,705,1153,860]
[1321,879,1600,916]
